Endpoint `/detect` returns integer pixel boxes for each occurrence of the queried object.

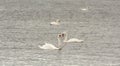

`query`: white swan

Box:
[61,32,84,43]
[50,19,60,25]
[81,8,88,11]
[39,34,64,50]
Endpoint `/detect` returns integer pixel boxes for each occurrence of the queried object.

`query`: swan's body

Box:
[39,34,65,50]
[64,38,84,43]
[81,8,88,11]
[81,8,87,11]
[62,32,84,43]
[50,19,60,25]
[50,22,60,25]
[39,43,59,49]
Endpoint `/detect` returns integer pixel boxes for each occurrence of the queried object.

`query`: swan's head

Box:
[57,34,64,39]
[61,31,67,37]
[61,31,67,40]
[58,34,62,38]
[61,33,65,37]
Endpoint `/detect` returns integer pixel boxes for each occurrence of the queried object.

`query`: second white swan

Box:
[61,32,84,43]
[50,19,60,25]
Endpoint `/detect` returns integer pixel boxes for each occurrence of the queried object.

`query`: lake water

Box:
[0,0,120,66]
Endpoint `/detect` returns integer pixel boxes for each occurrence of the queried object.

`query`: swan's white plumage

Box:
[64,38,84,43]
[62,32,84,43]
[39,43,59,49]
[39,34,65,50]
[81,8,88,11]
[50,19,60,25]
[50,22,60,25]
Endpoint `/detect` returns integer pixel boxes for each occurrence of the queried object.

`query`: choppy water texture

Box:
[0,0,120,66]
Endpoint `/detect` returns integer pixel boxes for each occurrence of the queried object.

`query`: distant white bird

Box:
[39,34,65,50]
[61,32,84,43]
[50,19,60,25]
[81,8,88,11]
[81,8,87,11]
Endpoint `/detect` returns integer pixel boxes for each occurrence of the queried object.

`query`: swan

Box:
[50,19,60,25]
[61,32,84,43]
[39,34,65,50]
[81,8,87,11]
[81,7,88,11]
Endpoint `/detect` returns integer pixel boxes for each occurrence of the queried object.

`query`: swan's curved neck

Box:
[64,33,68,41]
[57,37,61,47]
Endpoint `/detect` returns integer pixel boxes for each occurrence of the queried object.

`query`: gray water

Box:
[0,0,120,66]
